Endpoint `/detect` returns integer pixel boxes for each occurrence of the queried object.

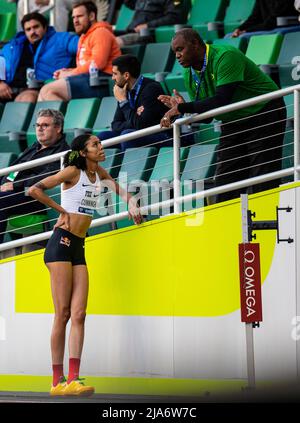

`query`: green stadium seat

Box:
[283,94,294,121]
[0,0,16,41]
[141,43,174,75]
[0,152,18,168]
[246,33,283,65]
[26,101,67,147]
[7,186,60,237]
[213,36,248,53]
[115,4,134,32]
[181,144,218,210]
[276,32,300,88]
[193,122,221,145]
[0,102,34,154]
[121,44,146,63]
[223,0,256,35]
[147,147,188,218]
[0,12,16,41]
[64,98,101,144]
[164,59,186,94]
[92,96,117,134]
[113,147,158,228]
[101,147,122,179]
[190,0,229,41]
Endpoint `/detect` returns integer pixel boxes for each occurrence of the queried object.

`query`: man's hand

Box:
[231,28,246,38]
[0,81,13,100]
[158,89,185,109]
[160,104,180,128]
[136,105,144,116]
[113,83,128,102]
[0,182,13,192]
[134,23,148,33]
[53,68,74,79]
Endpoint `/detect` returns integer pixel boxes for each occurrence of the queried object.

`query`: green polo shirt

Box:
[183,44,279,122]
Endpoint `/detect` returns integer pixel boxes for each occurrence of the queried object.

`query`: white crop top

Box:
[61,170,101,217]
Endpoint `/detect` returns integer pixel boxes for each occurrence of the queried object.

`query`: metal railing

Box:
[0,84,299,252]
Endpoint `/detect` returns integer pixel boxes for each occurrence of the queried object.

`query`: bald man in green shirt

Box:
[159,29,286,202]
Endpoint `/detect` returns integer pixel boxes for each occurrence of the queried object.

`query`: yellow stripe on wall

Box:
[15,190,278,316]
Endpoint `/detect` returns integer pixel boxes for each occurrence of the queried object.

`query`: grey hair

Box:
[36,109,64,132]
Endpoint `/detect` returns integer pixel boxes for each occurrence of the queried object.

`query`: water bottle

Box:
[89,60,99,87]
[26,67,39,89]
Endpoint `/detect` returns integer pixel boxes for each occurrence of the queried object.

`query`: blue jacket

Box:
[0,27,79,83]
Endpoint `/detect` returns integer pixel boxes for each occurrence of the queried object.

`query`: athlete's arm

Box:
[97,166,143,225]
[28,166,79,218]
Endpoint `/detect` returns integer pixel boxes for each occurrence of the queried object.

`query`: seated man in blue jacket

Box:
[0,12,78,103]
[98,54,172,150]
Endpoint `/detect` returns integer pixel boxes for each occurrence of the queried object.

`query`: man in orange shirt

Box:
[38,0,121,101]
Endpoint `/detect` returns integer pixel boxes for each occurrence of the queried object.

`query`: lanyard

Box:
[128,76,144,109]
[191,45,208,100]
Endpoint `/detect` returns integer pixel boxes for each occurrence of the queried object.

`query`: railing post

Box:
[49,0,56,28]
[241,194,256,390]
[173,123,181,214]
[24,0,30,14]
[294,89,300,181]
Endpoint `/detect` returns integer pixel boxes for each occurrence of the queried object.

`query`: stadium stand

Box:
[0,102,34,154]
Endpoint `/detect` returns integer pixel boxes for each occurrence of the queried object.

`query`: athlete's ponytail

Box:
[63,134,92,170]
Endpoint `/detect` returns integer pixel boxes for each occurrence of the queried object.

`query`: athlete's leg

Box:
[68,264,89,361]
[47,262,73,365]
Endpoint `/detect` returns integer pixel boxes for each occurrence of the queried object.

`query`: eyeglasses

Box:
[34,123,53,130]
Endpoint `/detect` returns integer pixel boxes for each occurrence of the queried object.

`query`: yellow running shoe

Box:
[50,377,67,396]
[63,378,94,397]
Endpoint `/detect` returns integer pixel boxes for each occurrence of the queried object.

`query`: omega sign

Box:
[238,243,263,323]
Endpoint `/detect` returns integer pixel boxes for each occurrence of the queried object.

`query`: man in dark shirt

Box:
[231,0,296,37]
[117,0,188,46]
[0,109,69,243]
[97,54,172,150]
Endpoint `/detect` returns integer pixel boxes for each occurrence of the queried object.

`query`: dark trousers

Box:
[215,98,286,202]
[0,189,45,243]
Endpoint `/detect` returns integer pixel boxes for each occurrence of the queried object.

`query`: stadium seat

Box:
[92,96,117,134]
[0,0,16,41]
[223,0,256,35]
[26,101,67,147]
[0,152,18,168]
[114,4,134,32]
[64,98,101,144]
[147,147,189,218]
[121,44,146,63]
[246,33,283,65]
[213,36,248,53]
[254,32,300,88]
[0,102,34,154]
[164,60,186,94]
[181,144,218,210]
[192,122,221,145]
[7,186,60,237]
[190,0,229,41]
[113,147,158,228]
[155,0,227,42]
[141,43,174,75]
[101,147,122,179]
